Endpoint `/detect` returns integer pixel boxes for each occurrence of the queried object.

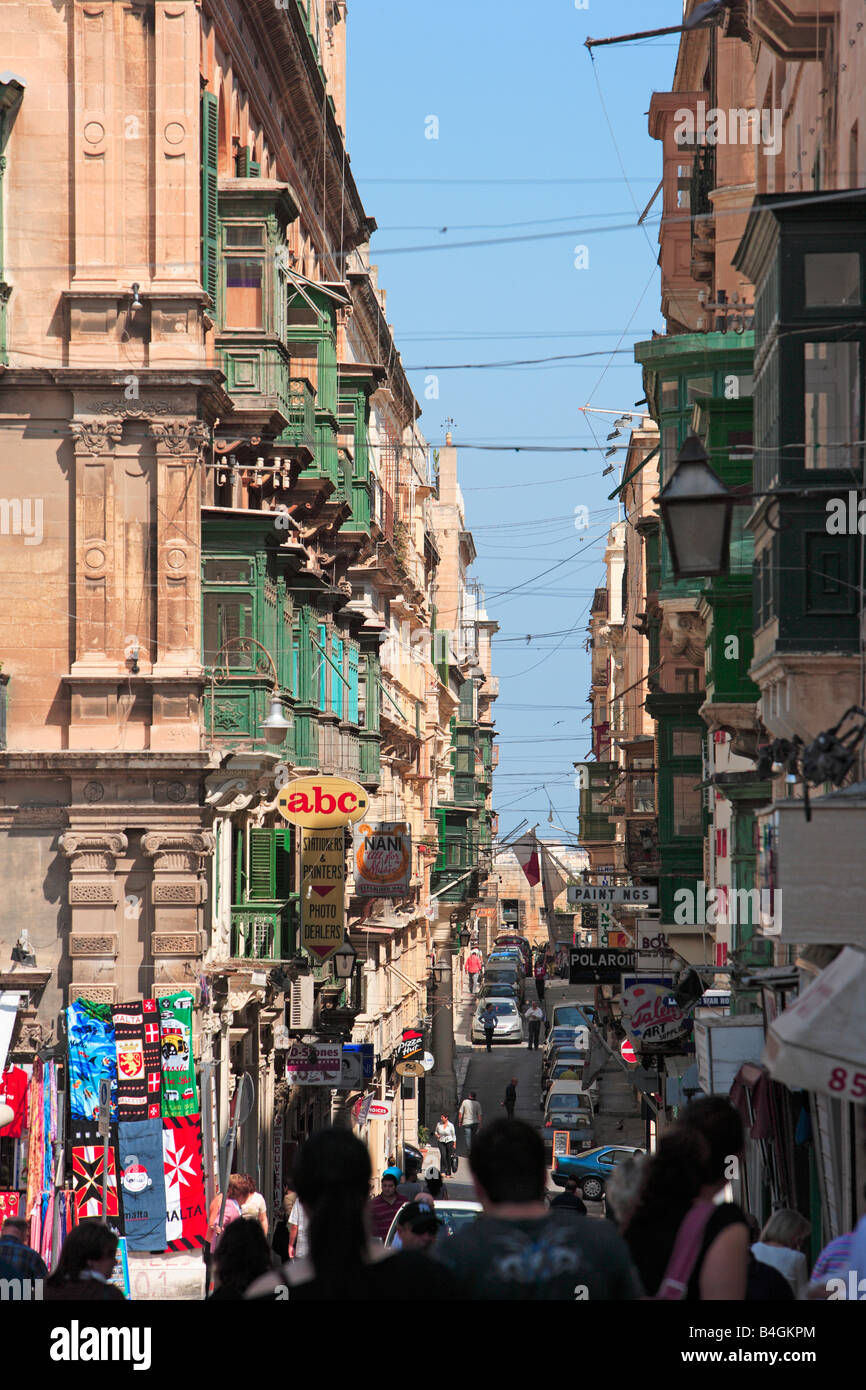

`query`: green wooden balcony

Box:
[230,901,297,961]
[359,732,381,786]
[275,377,316,454]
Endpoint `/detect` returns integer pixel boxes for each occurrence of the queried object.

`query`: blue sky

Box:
[347,2,679,841]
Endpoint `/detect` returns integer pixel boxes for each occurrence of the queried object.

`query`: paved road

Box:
[442,978,644,1209]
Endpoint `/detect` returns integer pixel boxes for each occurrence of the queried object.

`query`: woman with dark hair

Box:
[244,1128,459,1301]
[423,1167,448,1199]
[625,1097,750,1301]
[44,1221,125,1301]
[207,1213,274,1299]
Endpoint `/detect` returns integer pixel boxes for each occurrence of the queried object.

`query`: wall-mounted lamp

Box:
[131,283,142,310]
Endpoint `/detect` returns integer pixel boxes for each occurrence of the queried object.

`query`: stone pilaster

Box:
[70,421,123,670]
[60,830,128,1003]
[142,830,214,989]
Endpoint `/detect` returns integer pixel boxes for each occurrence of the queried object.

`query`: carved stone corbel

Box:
[70,420,124,454]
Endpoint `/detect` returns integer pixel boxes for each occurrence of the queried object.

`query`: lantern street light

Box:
[332,940,357,979]
[658,435,735,580]
[457,926,471,949]
[209,636,294,746]
[432,955,448,987]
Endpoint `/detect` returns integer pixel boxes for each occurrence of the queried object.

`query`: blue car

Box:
[551,1144,644,1201]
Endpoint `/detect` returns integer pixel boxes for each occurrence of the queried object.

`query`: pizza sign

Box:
[355,822,412,899]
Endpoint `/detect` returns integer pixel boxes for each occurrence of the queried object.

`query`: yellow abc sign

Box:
[277,775,369,828]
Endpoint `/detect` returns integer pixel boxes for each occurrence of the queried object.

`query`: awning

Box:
[763,947,866,1103]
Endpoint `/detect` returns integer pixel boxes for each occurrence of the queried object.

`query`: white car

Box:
[471,999,525,1044]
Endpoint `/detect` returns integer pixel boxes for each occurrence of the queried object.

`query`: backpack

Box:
[650,1200,716,1300]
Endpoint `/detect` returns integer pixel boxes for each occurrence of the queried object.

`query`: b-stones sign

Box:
[569,948,636,984]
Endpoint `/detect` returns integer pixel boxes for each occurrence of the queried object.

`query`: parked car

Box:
[487,949,526,977]
[471,998,525,1045]
[549,1003,595,1029]
[551,1145,645,1200]
[383,1200,482,1248]
[483,966,525,1005]
[543,1025,590,1065]
[494,934,532,973]
[542,1085,595,1163]
[541,1055,594,1105]
[477,981,520,1003]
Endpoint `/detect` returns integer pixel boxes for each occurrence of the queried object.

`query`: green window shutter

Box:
[248,828,276,900]
[249,159,261,177]
[318,623,328,711]
[347,645,359,724]
[200,92,219,307]
[330,637,344,716]
[237,145,250,177]
[274,827,294,899]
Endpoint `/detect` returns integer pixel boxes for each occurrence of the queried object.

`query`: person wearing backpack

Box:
[625,1097,749,1301]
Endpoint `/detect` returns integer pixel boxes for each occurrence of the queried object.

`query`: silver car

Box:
[471,998,525,1044]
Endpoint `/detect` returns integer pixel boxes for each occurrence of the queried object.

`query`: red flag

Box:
[511,833,540,887]
[162,1114,208,1251]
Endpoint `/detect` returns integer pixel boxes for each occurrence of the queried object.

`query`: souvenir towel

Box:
[158,993,197,1118]
[0,1066,29,1137]
[163,1114,208,1250]
[0,1191,21,1220]
[112,1000,157,1122]
[67,1001,117,1123]
[70,1121,122,1226]
[118,1118,167,1252]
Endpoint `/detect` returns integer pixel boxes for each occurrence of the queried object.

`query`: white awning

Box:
[763,947,866,1104]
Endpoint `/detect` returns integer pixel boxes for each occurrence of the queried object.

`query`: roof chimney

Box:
[445,431,452,445]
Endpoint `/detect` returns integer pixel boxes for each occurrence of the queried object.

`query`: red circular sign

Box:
[620,1038,637,1064]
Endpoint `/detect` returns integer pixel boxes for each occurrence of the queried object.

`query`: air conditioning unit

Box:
[288,974,314,1031]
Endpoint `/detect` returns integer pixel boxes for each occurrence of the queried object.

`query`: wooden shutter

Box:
[200,92,219,306]
[274,827,294,899]
[347,644,359,724]
[248,828,276,899]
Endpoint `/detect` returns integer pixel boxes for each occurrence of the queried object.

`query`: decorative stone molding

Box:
[88,400,189,417]
[69,933,119,957]
[60,831,128,872]
[148,421,210,454]
[152,932,201,956]
[664,609,706,666]
[69,882,119,905]
[13,1020,44,1056]
[70,420,124,454]
[141,831,214,872]
[69,984,117,1005]
[699,700,765,761]
[151,881,203,905]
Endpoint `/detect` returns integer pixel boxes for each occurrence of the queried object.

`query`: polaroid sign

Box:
[569,948,635,984]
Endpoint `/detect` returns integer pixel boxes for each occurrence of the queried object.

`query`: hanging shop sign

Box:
[300,827,346,963]
[395,1027,425,1078]
[342,1043,375,1085]
[353,1093,374,1126]
[354,822,412,899]
[569,948,635,984]
[285,1042,342,1085]
[366,1098,393,1120]
[567,884,657,905]
[622,983,686,1047]
[277,776,369,829]
[422,1052,435,1072]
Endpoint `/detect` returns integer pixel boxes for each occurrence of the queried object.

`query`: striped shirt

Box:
[811,1233,855,1281]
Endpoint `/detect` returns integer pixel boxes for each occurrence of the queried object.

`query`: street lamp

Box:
[432,955,448,987]
[457,926,470,949]
[261,694,294,745]
[332,940,357,979]
[658,435,734,580]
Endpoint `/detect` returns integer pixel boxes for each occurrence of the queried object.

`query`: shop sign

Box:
[552,1131,570,1159]
[622,983,685,1046]
[354,822,412,898]
[300,827,345,962]
[367,1098,392,1119]
[277,776,369,828]
[285,1042,341,1085]
[569,948,635,984]
[568,885,657,905]
[395,1027,425,1078]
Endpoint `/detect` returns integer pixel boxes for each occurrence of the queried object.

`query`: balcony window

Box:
[225,258,264,328]
[203,558,252,585]
[804,341,861,468]
[224,224,265,250]
[686,376,713,405]
[804,253,860,308]
[661,380,679,409]
[672,728,702,758]
[203,592,253,666]
[672,775,702,836]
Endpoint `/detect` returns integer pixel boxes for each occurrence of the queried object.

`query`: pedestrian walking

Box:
[243,1129,459,1300]
[435,1113,457,1175]
[534,958,546,1001]
[239,1173,269,1235]
[368,1171,406,1243]
[465,949,482,996]
[502,1076,518,1120]
[431,1120,642,1300]
[288,1195,310,1261]
[625,1096,750,1300]
[480,1001,497,1051]
[205,1174,244,1272]
[207,1216,274,1299]
[0,1216,48,1282]
[550,1178,587,1216]
[44,1221,126,1302]
[397,1160,425,1201]
[458,1092,482,1152]
[524,1000,544,1049]
[751,1210,811,1297]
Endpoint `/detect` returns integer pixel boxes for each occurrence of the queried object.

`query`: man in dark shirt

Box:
[550,1178,587,1217]
[433,1119,642,1300]
[503,1077,517,1120]
[0,1216,48,1283]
